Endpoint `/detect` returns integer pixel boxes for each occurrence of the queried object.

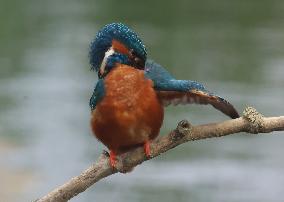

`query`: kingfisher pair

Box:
[89,23,239,168]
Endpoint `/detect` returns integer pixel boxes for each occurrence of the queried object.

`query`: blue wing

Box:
[144,60,239,119]
[89,79,105,110]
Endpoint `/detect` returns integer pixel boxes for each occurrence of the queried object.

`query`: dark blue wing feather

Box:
[145,60,239,119]
[89,79,105,110]
[145,60,207,92]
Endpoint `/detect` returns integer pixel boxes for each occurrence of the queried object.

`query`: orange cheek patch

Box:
[112,40,129,55]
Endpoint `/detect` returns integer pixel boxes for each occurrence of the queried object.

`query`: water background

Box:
[1,1,284,201]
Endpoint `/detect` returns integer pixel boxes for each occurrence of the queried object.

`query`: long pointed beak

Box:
[99,47,115,76]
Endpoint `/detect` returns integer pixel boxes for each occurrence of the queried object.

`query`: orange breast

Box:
[91,64,164,153]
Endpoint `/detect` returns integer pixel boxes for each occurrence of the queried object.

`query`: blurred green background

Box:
[1,0,284,201]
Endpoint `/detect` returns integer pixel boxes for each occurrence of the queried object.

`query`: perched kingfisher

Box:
[89,23,239,168]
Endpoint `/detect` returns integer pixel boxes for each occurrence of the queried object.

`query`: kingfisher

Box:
[89,23,239,168]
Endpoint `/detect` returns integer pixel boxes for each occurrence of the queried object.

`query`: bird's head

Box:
[89,23,147,78]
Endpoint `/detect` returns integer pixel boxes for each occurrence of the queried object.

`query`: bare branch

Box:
[36,107,284,202]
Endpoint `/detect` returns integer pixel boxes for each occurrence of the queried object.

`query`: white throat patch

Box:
[100,47,115,75]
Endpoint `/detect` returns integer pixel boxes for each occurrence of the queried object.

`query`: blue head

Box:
[89,23,147,78]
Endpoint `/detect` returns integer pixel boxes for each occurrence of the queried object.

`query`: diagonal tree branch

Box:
[36,107,284,202]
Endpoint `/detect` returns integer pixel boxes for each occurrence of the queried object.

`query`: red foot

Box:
[109,150,116,169]
[144,140,151,158]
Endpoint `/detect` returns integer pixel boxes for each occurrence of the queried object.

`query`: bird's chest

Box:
[91,65,164,151]
[99,66,152,113]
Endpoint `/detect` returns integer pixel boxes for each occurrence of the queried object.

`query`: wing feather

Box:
[157,90,239,119]
[145,60,239,119]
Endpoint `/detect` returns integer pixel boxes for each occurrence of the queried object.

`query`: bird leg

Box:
[143,140,151,158]
[109,150,117,169]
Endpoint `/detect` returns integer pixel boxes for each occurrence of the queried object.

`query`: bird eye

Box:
[129,49,145,69]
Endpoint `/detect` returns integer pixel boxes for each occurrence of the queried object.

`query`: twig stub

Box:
[172,120,192,141]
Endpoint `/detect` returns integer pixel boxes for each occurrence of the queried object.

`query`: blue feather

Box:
[145,60,207,92]
[89,79,105,110]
